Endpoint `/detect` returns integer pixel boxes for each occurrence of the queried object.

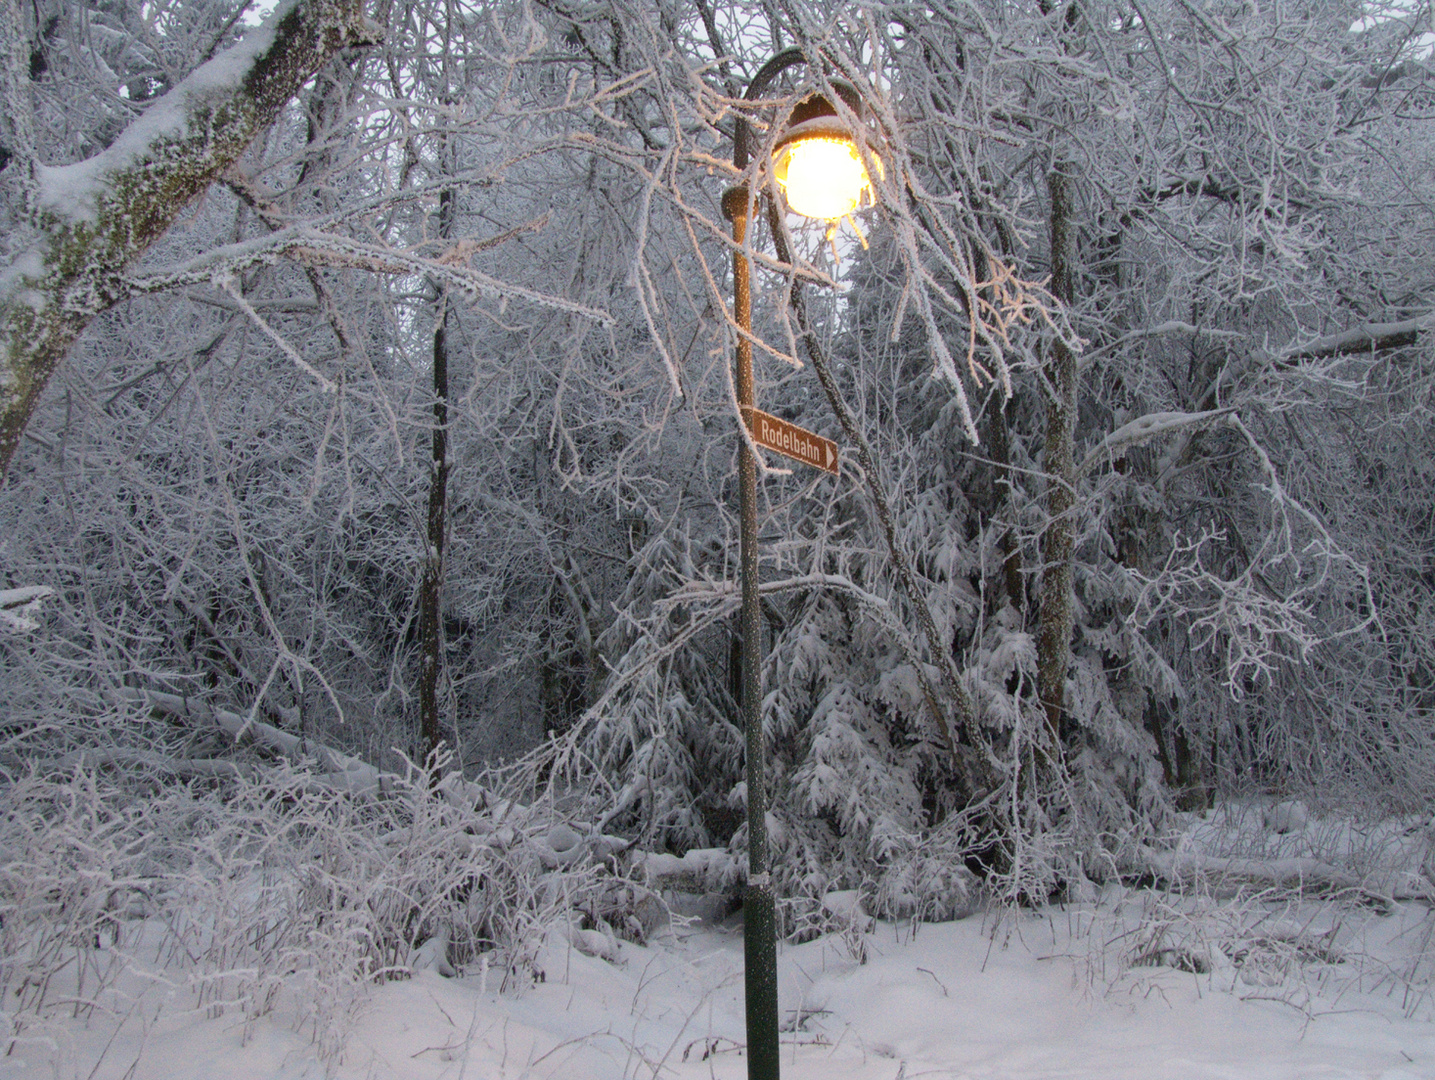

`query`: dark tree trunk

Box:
[988,394,1026,612]
[1035,165,1078,748]
[419,185,454,761]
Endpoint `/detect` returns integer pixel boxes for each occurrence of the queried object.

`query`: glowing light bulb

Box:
[774,136,875,220]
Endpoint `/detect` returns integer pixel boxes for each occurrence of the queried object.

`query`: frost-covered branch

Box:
[124,227,614,326]
[0,584,52,633]
[1078,407,1237,478]
[1282,314,1433,360]
[1129,413,1377,693]
[0,0,382,477]
[1078,321,1246,369]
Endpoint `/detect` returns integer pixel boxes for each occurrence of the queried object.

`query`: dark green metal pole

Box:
[722,49,809,1080]
[722,185,780,1080]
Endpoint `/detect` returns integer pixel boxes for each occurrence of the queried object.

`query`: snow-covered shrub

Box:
[869,847,981,924]
[576,336,1179,925]
[0,769,155,1023]
[781,889,875,962]
[579,526,745,854]
[0,749,640,1062]
[1112,889,1348,997]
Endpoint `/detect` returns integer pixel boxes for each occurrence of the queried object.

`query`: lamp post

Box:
[720,49,878,1080]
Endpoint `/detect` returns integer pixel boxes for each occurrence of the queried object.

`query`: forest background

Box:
[2,0,1434,921]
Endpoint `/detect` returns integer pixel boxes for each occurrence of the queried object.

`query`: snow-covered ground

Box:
[6,776,1434,1080]
[10,889,1435,1080]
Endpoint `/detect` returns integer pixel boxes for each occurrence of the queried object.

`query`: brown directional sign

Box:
[744,407,839,475]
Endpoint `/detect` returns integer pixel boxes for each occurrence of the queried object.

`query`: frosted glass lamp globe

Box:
[773,135,873,220]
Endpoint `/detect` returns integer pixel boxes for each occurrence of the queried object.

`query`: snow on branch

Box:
[123,228,614,326]
[0,0,382,477]
[52,747,256,781]
[28,1,381,226]
[107,686,531,817]
[0,585,52,633]
[665,571,898,616]
[111,686,390,796]
[630,847,742,894]
[1078,407,1237,478]
[1141,846,1400,910]
[1282,313,1433,360]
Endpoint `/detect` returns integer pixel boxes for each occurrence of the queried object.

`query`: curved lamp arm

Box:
[731,49,878,222]
[733,47,807,171]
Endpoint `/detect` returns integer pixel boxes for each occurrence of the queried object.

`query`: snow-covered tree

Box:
[2,0,1433,920]
[0,0,382,476]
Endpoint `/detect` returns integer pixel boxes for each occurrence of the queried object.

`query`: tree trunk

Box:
[419,185,454,761]
[987,392,1026,612]
[1035,164,1078,747]
[0,0,378,479]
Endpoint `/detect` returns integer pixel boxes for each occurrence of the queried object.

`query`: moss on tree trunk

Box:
[0,0,379,477]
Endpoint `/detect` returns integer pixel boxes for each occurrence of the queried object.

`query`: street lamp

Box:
[771,86,880,221]
[720,49,880,1080]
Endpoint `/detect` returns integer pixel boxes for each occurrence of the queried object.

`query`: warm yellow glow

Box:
[774,136,875,220]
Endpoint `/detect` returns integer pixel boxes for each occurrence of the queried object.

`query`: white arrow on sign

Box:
[744,407,839,475]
